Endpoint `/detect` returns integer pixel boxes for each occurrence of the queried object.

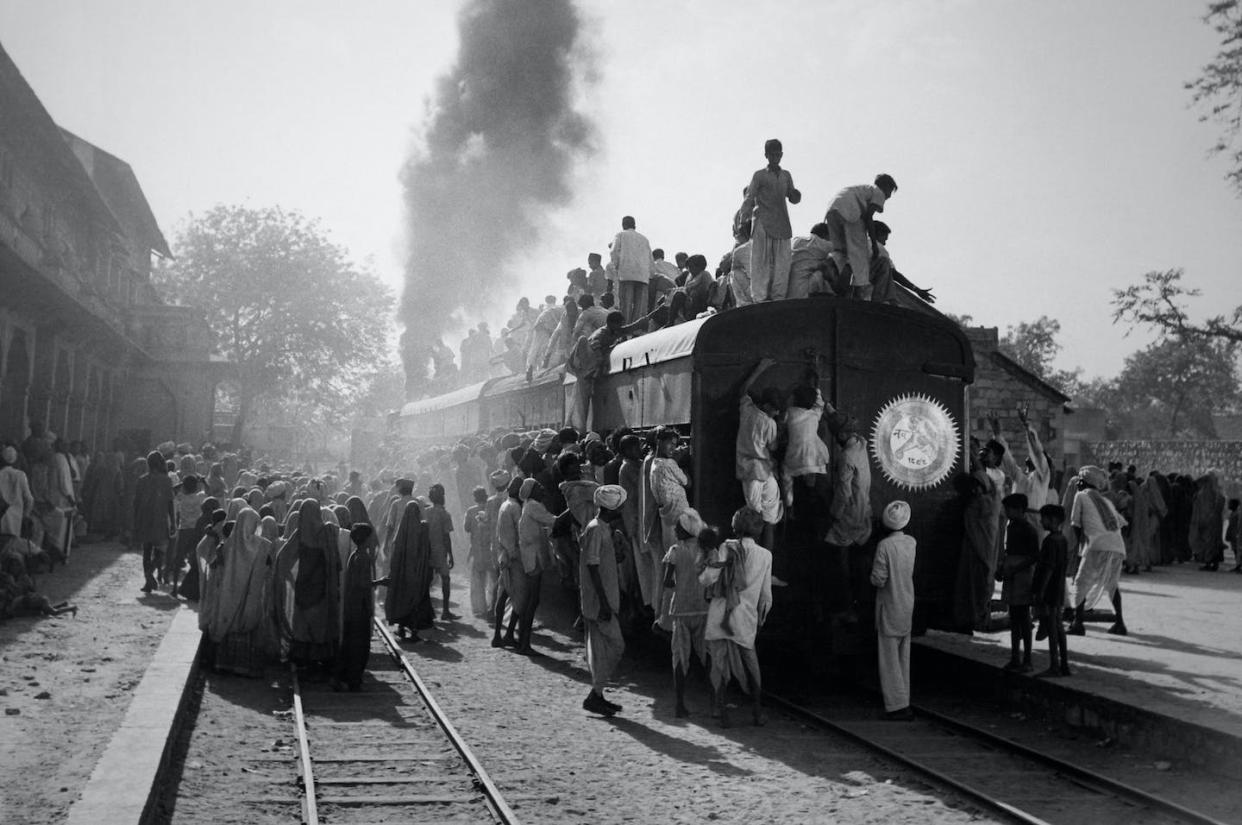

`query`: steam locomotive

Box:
[396,294,974,639]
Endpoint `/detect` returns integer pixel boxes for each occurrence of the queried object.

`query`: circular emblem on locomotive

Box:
[869,394,960,491]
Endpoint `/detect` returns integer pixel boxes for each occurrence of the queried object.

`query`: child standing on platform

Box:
[870,500,916,720]
[998,493,1039,673]
[1033,504,1071,677]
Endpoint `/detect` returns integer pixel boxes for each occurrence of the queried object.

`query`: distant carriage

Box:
[395,296,975,638]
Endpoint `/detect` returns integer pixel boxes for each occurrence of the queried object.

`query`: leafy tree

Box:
[155,205,394,444]
[1187,0,1242,193]
[1112,268,1242,343]
[1000,316,1060,375]
[997,315,1082,391]
[1114,336,1240,437]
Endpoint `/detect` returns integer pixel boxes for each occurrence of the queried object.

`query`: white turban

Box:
[1079,465,1108,491]
[593,484,627,510]
[882,500,911,530]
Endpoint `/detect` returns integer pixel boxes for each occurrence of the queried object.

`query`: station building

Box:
[0,42,225,452]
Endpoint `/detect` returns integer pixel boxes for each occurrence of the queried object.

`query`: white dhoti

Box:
[1073,549,1124,609]
[585,615,624,689]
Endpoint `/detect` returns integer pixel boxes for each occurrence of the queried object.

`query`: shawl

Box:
[346,496,371,526]
[334,505,352,528]
[1085,488,1120,533]
[383,500,433,629]
[210,507,269,640]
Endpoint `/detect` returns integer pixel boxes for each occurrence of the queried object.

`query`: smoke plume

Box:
[399,0,596,396]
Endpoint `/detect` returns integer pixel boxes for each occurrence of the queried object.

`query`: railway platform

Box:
[914,562,1242,771]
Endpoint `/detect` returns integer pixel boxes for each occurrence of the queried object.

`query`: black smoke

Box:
[399,0,596,396]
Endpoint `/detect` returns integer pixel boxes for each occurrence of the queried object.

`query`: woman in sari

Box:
[274,499,341,666]
[194,508,228,667]
[333,522,379,691]
[1129,472,1166,573]
[1190,471,1226,571]
[382,500,434,642]
[210,507,271,676]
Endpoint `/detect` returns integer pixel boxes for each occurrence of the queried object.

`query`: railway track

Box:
[285,617,519,825]
[764,689,1229,825]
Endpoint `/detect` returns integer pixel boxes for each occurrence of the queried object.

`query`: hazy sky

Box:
[3,0,1239,380]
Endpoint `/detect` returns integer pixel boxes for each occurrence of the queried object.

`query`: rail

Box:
[286,617,520,824]
[764,690,1230,825]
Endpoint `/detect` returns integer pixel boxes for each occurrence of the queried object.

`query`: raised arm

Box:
[890,266,935,303]
[743,357,777,396]
[990,417,1022,483]
[1018,409,1049,484]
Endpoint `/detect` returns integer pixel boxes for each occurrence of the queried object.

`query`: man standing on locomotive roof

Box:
[824,173,898,300]
[741,138,801,302]
[610,216,655,327]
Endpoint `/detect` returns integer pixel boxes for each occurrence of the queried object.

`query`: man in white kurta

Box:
[742,139,801,302]
[871,501,917,717]
[823,174,896,298]
[609,216,655,326]
[700,508,773,727]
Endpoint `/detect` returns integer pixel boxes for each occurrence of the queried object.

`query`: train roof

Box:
[481,367,564,398]
[398,380,489,417]
[608,316,708,373]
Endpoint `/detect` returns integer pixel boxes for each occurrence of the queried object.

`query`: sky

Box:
[2,0,1239,381]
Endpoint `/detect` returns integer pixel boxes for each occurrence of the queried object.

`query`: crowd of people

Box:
[955,409,1240,679]
[3,394,1238,722]
[425,140,934,399]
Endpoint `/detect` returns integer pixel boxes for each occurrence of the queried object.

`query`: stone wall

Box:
[1087,440,1242,495]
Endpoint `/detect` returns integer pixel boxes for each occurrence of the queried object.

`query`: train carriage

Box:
[398,295,974,636]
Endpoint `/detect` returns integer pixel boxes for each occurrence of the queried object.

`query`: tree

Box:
[1114,336,1240,437]
[1187,1,1242,193]
[155,205,394,444]
[998,315,1082,391]
[1112,268,1242,343]
[1000,316,1061,377]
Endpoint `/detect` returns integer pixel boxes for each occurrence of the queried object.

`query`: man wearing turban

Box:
[580,485,628,716]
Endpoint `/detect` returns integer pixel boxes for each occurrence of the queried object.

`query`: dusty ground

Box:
[0,541,181,825]
[409,587,1002,825]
